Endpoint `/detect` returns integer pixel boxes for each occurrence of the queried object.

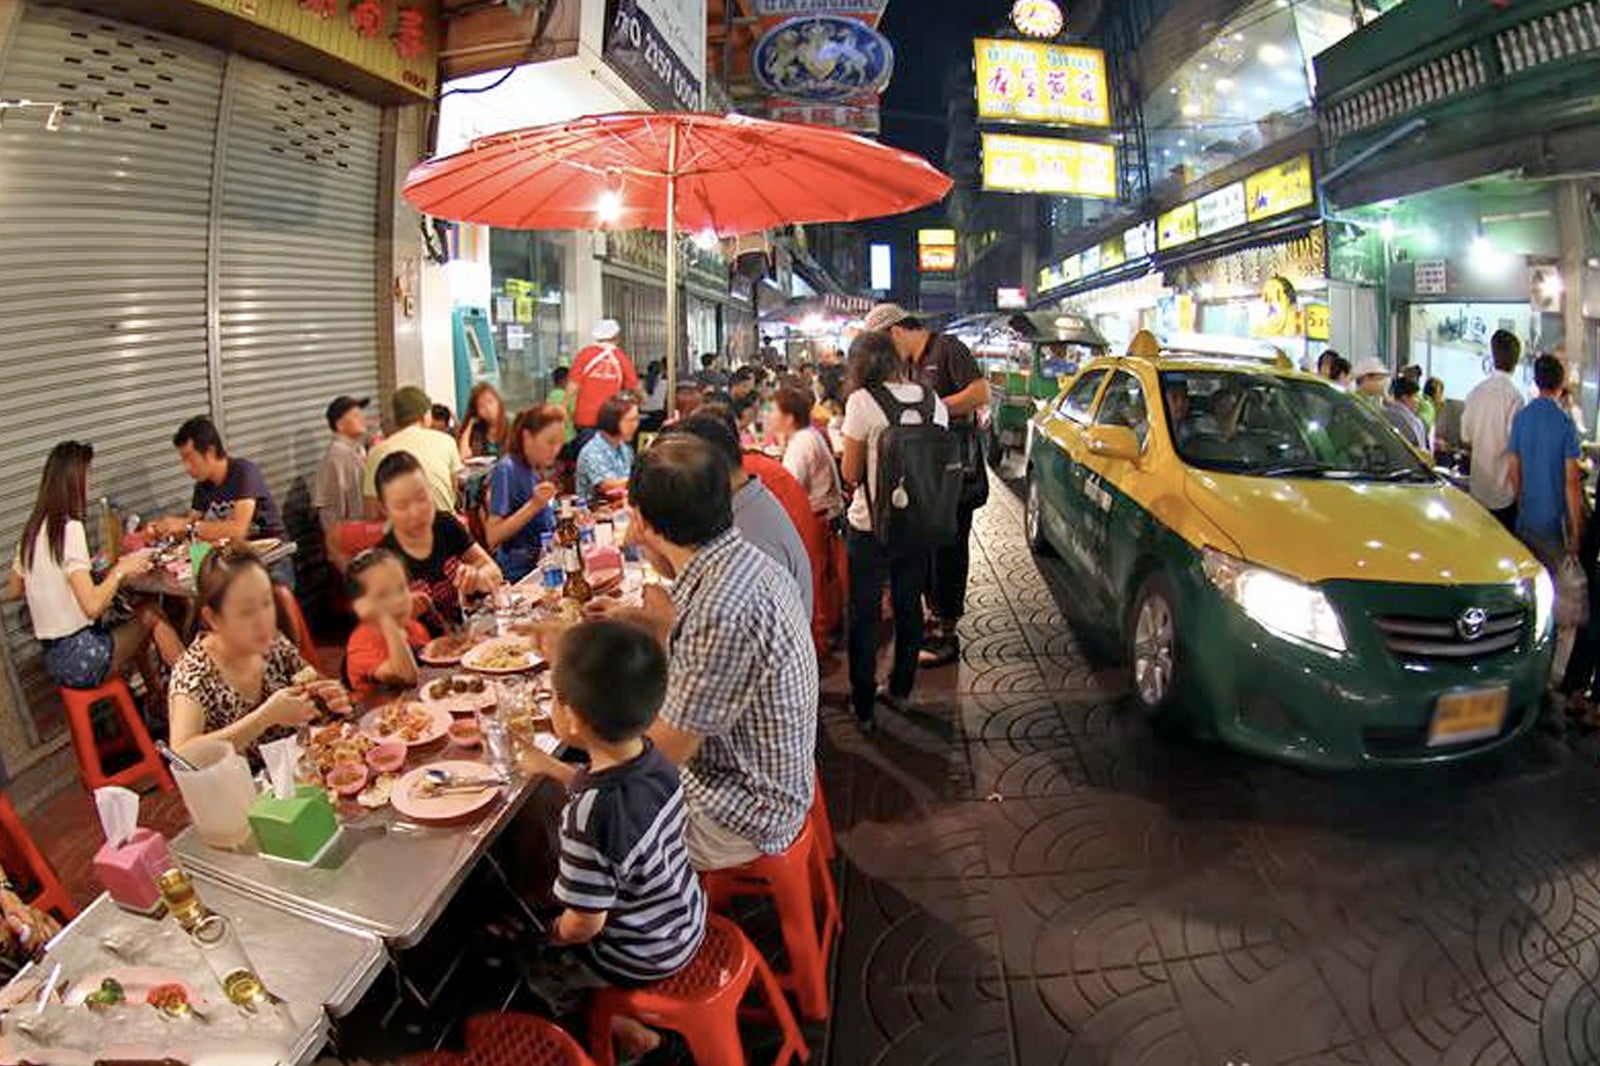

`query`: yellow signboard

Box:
[974,39,1111,128]
[1304,303,1330,341]
[919,245,957,272]
[1246,155,1315,222]
[1158,202,1199,250]
[918,229,957,247]
[188,0,438,99]
[981,134,1117,199]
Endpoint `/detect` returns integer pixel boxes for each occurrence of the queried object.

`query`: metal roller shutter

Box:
[215,56,381,541]
[0,7,223,750]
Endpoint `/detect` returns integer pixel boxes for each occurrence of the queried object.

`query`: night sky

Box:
[877,1,999,165]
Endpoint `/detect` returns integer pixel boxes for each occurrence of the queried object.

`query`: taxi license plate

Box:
[1428,687,1509,747]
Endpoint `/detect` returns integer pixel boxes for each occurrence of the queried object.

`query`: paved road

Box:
[819,473,1600,1066]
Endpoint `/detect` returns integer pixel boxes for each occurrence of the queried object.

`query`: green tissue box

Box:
[248,784,337,863]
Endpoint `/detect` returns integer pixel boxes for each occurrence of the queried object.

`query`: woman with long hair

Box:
[485,405,566,582]
[4,441,182,692]
[838,331,948,732]
[168,547,350,763]
[458,382,511,461]
[640,359,669,430]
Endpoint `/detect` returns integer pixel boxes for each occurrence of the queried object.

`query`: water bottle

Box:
[541,541,565,599]
[613,510,639,563]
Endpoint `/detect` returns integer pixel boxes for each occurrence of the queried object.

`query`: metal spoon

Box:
[424,767,508,789]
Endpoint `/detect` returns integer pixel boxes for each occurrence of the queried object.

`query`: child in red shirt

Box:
[344,549,429,702]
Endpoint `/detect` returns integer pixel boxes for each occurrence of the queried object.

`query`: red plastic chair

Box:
[272,585,320,668]
[588,914,808,1066]
[0,792,76,922]
[334,520,386,559]
[58,678,174,794]
[807,774,841,935]
[463,1014,597,1065]
[701,820,838,1021]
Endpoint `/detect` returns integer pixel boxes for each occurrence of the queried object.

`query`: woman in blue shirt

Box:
[485,405,566,582]
[575,395,640,502]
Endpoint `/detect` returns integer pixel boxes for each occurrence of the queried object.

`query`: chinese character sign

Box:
[975,39,1110,128]
[981,134,1117,199]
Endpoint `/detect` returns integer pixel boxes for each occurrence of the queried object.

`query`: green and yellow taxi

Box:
[1023,333,1554,769]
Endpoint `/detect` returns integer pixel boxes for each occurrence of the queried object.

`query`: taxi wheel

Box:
[1129,573,1183,723]
[1025,471,1053,555]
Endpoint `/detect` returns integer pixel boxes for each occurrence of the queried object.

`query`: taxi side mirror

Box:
[1084,424,1142,463]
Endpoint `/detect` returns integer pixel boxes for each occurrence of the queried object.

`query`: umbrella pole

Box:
[665,122,680,403]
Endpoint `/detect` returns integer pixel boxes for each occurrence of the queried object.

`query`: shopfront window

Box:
[1408,303,1537,402]
[1144,0,1380,188]
[490,229,575,410]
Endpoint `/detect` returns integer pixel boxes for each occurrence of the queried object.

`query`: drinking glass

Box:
[477,707,514,776]
[190,915,277,1014]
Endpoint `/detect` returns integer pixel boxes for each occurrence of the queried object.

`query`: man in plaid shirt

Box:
[616,435,819,869]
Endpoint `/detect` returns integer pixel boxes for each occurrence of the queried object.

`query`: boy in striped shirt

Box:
[541,619,707,1062]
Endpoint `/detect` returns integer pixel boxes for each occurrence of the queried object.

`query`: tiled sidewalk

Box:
[818,476,1600,1066]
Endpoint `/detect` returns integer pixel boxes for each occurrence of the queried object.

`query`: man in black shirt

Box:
[865,303,991,667]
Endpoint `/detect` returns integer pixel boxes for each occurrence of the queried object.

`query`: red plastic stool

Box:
[702,820,837,1021]
[807,774,841,936]
[0,792,76,922]
[463,1013,597,1065]
[58,678,174,793]
[810,771,836,863]
[588,914,808,1066]
[273,585,320,668]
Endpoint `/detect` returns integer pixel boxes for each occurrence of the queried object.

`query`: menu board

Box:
[974,39,1111,128]
[1158,202,1199,249]
[1196,182,1247,238]
[981,133,1118,198]
[1246,155,1315,222]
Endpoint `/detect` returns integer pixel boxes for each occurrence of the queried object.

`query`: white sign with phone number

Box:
[606,0,705,111]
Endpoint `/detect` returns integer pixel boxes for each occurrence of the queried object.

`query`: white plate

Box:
[461,639,543,675]
[417,675,499,715]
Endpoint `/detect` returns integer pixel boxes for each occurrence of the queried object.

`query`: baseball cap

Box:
[1352,357,1389,381]
[392,385,432,425]
[593,319,622,342]
[325,395,369,431]
[863,302,916,334]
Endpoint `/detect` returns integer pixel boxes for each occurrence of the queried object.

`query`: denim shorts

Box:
[42,626,115,690]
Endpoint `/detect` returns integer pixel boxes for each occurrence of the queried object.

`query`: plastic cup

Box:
[172,739,256,850]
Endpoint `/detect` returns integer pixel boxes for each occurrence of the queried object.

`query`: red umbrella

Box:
[403,111,952,389]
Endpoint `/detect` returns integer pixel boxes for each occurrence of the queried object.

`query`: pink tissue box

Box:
[582,544,623,581]
[92,827,173,915]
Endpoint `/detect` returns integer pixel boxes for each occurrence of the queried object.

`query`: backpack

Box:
[865,383,963,553]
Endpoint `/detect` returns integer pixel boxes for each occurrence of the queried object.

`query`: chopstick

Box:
[34,961,59,1014]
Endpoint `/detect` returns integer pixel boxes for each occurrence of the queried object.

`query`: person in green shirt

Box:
[1352,356,1389,410]
[545,366,574,441]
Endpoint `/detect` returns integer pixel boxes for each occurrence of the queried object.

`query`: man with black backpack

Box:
[840,330,963,732]
[864,304,991,669]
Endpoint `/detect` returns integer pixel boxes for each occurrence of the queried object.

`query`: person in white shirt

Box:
[1461,330,1527,530]
[839,331,949,732]
[3,441,182,692]
[771,386,843,520]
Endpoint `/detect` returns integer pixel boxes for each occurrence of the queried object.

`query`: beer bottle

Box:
[562,545,591,604]
[155,868,212,932]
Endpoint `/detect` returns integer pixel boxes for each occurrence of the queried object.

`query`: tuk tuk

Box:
[985,310,1110,464]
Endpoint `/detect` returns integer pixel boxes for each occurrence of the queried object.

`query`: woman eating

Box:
[458,383,510,462]
[771,387,843,521]
[6,441,183,693]
[486,405,565,583]
[574,395,640,502]
[168,547,350,763]
[375,451,503,633]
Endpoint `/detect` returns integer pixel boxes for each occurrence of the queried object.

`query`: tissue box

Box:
[92,828,173,915]
[248,785,338,863]
[582,544,623,582]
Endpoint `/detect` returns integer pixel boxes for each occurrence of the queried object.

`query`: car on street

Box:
[1023,337,1554,769]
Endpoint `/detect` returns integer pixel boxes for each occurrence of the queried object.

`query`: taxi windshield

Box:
[1157,369,1435,482]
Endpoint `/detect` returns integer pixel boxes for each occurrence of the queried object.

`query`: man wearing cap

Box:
[362,385,463,517]
[569,319,639,447]
[1352,356,1389,409]
[865,302,990,669]
[315,395,370,570]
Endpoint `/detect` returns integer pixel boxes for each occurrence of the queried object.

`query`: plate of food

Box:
[419,633,476,666]
[390,760,503,823]
[307,722,375,776]
[360,701,451,747]
[419,673,498,714]
[462,639,542,675]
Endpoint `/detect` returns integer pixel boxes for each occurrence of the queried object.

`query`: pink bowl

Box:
[326,762,369,796]
[447,720,482,748]
[365,741,407,773]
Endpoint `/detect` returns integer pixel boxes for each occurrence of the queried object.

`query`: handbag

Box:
[953,420,989,510]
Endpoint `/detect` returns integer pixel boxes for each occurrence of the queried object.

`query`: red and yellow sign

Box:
[981,133,1117,198]
[974,39,1110,128]
[919,245,957,272]
[190,0,438,98]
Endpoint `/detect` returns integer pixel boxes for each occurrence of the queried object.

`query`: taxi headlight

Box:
[1202,548,1348,653]
[1533,568,1556,639]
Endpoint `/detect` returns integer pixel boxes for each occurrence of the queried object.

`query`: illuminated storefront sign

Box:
[980,133,1117,198]
[997,286,1029,308]
[1196,182,1247,238]
[1245,154,1315,222]
[918,245,957,272]
[918,229,957,246]
[974,39,1110,128]
[1010,0,1065,38]
[1124,221,1157,259]
[1158,202,1199,249]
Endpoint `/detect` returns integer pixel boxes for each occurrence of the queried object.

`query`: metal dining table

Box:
[122,538,298,600]
[0,872,385,1066]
